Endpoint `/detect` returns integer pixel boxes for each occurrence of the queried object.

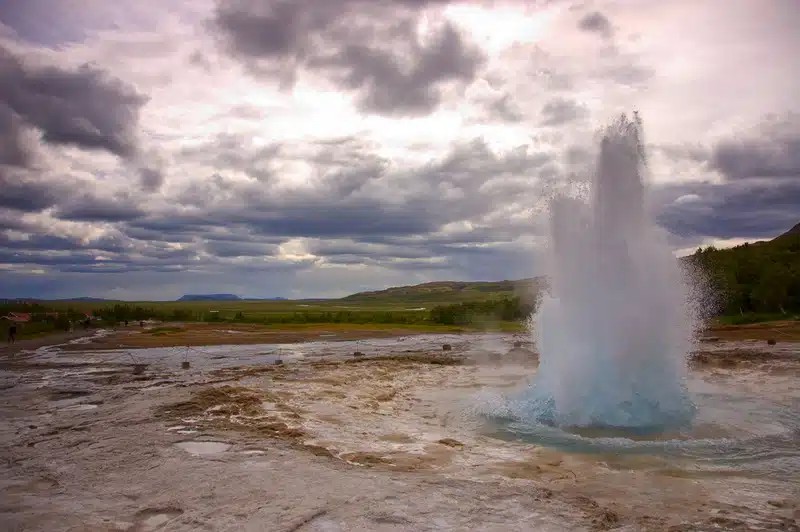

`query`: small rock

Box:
[767,338,777,346]
[274,359,284,366]
[353,351,364,357]
[442,344,452,351]
[437,438,464,448]
[513,341,523,348]
[593,510,619,529]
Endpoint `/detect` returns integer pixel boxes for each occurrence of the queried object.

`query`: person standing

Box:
[8,324,17,344]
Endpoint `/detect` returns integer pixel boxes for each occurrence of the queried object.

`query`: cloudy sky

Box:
[1,0,798,300]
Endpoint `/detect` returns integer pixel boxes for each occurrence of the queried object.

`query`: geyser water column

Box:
[516,114,696,430]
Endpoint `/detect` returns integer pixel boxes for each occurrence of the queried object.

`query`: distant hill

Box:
[775,222,800,240]
[343,278,544,304]
[178,294,241,301]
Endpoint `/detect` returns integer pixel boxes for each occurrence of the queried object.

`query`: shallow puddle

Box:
[174,441,231,455]
[61,403,99,411]
[134,507,184,531]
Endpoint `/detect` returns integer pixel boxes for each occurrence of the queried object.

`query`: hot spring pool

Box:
[483,375,800,482]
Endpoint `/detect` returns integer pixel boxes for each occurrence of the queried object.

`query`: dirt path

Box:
[56,322,470,351]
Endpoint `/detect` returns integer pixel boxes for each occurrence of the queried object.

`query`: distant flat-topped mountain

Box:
[178,294,241,301]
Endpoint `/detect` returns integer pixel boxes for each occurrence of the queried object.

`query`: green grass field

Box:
[42,298,441,319]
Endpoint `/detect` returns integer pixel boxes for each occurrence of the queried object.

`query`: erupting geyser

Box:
[514,113,697,430]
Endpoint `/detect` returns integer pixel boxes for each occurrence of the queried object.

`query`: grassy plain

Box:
[45,297,435,315]
[62,321,484,349]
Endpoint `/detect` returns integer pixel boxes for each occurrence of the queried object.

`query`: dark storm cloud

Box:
[0,171,69,212]
[656,114,800,240]
[204,240,280,258]
[0,249,98,267]
[540,98,588,126]
[317,23,483,115]
[578,11,613,38]
[127,216,211,234]
[656,178,800,240]
[0,104,35,167]
[54,194,146,222]
[229,201,437,238]
[123,226,197,244]
[711,126,800,180]
[2,133,553,286]
[307,231,536,276]
[96,135,553,285]
[213,0,484,115]
[0,233,78,252]
[434,138,553,185]
[0,234,198,275]
[321,240,537,279]
[0,230,129,257]
[0,45,147,158]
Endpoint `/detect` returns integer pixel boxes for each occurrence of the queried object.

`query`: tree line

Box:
[428,297,535,325]
[687,230,800,317]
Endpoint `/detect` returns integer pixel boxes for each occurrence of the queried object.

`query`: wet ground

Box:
[1,329,798,531]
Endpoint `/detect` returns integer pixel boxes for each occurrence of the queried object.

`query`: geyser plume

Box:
[517,114,696,429]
